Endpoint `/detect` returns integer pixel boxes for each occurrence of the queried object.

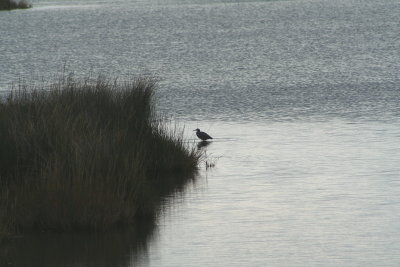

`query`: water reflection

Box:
[0,171,199,267]
[0,221,154,267]
[197,140,212,150]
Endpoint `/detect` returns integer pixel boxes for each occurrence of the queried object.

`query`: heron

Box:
[194,128,213,141]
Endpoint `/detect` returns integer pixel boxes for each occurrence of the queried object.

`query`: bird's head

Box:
[193,128,200,132]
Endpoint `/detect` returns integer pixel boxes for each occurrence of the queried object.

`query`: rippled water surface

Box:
[1,0,400,266]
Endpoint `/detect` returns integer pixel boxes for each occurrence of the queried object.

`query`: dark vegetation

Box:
[0,76,200,239]
[0,0,31,10]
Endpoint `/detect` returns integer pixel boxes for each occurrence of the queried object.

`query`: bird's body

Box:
[194,128,213,141]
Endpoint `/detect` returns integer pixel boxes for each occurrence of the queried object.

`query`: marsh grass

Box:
[0,76,199,237]
[0,0,31,10]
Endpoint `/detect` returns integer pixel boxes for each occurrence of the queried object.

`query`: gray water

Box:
[1,0,400,266]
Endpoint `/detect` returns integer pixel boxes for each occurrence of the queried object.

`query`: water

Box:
[1,0,400,266]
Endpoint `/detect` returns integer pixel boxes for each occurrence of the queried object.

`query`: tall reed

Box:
[0,76,199,236]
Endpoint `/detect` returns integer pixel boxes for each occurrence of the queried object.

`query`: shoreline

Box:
[0,0,31,11]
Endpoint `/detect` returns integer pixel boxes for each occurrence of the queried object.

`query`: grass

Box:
[0,0,31,10]
[0,75,200,238]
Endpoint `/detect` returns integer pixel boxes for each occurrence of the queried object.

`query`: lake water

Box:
[1,0,400,266]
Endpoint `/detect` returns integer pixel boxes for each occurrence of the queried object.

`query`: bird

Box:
[194,128,213,141]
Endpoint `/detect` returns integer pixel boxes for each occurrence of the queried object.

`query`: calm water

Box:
[1,0,400,266]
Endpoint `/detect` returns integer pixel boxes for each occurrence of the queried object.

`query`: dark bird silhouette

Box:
[194,128,213,141]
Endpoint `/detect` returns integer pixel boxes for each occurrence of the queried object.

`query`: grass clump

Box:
[0,0,31,10]
[0,75,199,237]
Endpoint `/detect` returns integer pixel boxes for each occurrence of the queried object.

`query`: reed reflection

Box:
[0,170,199,267]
